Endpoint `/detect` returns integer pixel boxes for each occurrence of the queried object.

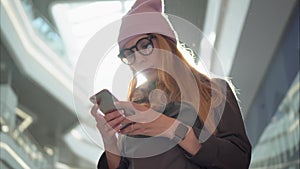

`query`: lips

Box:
[136,67,155,75]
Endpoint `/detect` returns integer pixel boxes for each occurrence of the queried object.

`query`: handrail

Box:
[0,100,53,168]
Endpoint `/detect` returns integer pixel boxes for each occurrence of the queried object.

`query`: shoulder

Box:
[211,78,241,111]
[211,78,239,99]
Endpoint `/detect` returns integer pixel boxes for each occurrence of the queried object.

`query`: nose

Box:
[130,52,147,71]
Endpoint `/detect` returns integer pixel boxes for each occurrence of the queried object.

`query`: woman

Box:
[91,0,251,168]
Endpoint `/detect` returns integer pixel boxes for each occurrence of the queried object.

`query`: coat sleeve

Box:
[97,153,109,169]
[97,152,129,169]
[186,80,252,169]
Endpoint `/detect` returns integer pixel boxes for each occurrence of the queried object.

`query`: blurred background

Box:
[0,0,299,168]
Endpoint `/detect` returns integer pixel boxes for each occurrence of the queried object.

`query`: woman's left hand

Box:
[114,101,177,139]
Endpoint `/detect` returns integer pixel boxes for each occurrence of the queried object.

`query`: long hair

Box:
[127,33,225,133]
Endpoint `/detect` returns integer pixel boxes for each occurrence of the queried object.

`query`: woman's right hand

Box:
[90,104,125,149]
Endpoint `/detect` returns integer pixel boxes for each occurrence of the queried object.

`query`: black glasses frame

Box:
[118,34,156,65]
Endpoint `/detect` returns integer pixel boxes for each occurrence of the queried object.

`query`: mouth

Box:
[136,67,156,75]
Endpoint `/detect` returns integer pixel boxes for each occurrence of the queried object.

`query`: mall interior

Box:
[0,0,299,168]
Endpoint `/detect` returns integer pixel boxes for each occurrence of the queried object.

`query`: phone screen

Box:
[90,89,119,114]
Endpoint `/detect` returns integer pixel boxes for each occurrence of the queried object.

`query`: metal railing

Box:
[1,85,53,168]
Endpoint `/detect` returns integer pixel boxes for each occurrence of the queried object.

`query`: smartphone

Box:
[90,89,119,114]
[90,89,134,130]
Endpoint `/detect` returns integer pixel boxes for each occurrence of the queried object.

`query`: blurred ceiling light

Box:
[51,0,134,66]
[31,152,37,159]
[24,145,31,154]
[44,146,54,156]
[208,32,216,46]
[1,125,9,133]
[71,129,83,140]
[15,107,33,132]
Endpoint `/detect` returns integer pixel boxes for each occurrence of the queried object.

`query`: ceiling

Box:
[1,40,93,168]
[1,0,298,168]
[1,0,207,167]
[31,0,207,29]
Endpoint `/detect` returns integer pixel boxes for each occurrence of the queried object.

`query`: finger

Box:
[90,104,99,117]
[97,122,114,134]
[114,101,132,111]
[95,112,105,123]
[93,109,107,124]
[114,102,142,119]
[121,116,134,124]
[106,115,125,129]
[119,122,135,131]
[104,110,124,122]
[91,105,110,124]
[115,102,160,123]
[125,110,161,123]
[115,101,147,112]
[120,123,140,134]
[126,123,159,137]
[127,129,143,136]
[114,123,123,132]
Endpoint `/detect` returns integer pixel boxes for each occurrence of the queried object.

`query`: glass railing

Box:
[1,85,53,168]
[13,130,51,168]
[1,119,53,169]
[20,0,70,66]
[250,74,300,169]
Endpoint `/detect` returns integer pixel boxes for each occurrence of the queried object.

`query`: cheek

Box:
[129,66,136,73]
[149,52,161,65]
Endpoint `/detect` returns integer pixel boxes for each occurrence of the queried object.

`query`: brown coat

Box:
[97,80,252,169]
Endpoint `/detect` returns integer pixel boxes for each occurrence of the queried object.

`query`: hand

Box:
[114,101,177,139]
[90,104,125,148]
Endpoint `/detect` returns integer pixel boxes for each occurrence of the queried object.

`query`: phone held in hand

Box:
[90,89,135,130]
[90,89,119,114]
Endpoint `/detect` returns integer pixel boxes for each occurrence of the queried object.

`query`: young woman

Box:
[90,0,251,169]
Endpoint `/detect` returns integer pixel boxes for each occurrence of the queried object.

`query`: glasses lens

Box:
[119,35,155,65]
[136,39,153,55]
[121,49,135,65]
[123,49,134,57]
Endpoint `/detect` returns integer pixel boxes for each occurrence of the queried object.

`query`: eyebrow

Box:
[123,35,150,49]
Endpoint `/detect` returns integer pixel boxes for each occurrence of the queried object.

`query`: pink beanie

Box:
[118,0,177,49]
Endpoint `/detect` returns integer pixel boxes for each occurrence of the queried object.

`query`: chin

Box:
[136,68,158,81]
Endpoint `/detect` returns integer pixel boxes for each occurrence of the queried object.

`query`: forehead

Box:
[123,34,148,48]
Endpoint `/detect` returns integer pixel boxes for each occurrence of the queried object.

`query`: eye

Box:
[138,39,150,48]
[142,43,152,49]
[123,49,134,57]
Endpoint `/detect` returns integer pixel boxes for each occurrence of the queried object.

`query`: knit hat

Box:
[118,0,177,49]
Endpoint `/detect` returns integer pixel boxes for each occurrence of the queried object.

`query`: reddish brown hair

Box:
[127,34,225,133]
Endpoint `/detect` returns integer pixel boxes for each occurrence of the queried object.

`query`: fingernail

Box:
[119,109,125,115]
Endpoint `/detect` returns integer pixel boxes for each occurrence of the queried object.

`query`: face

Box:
[119,34,160,81]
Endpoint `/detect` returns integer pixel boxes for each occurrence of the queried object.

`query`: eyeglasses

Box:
[118,34,156,65]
